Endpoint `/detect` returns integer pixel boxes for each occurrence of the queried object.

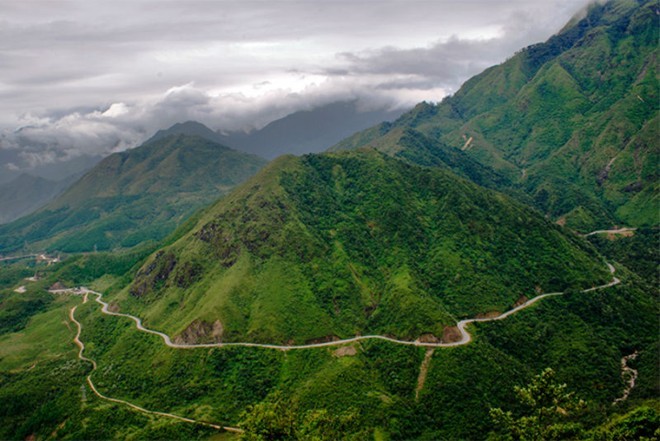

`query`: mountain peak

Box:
[146,120,223,145]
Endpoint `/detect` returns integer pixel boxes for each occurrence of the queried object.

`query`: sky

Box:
[0,0,596,173]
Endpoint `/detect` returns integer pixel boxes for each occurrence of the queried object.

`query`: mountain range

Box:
[0,100,402,239]
[0,134,266,253]
[216,100,405,159]
[333,0,658,231]
[149,101,404,159]
[0,1,657,440]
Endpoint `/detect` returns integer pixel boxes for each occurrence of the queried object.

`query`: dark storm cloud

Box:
[0,0,594,171]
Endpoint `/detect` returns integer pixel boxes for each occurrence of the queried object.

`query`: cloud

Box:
[0,0,595,172]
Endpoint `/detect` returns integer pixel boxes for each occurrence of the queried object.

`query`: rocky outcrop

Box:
[173,319,224,344]
[130,251,177,298]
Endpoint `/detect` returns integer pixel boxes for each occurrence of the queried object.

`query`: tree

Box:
[238,393,295,441]
[489,368,586,440]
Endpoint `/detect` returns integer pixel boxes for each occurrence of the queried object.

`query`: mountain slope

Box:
[0,134,266,253]
[218,100,405,159]
[331,0,659,230]
[0,173,79,224]
[113,149,609,345]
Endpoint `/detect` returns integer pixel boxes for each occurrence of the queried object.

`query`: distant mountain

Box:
[1,3,657,441]
[0,173,80,224]
[0,134,266,253]
[146,120,227,145]
[332,0,659,231]
[217,100,405,159]
[0,151,101,185]
[116,149,608,345]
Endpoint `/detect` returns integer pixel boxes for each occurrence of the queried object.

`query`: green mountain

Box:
[0,2,657,440]
[332,0,659,231]
[0,134,266,253]
[114,149,608,345]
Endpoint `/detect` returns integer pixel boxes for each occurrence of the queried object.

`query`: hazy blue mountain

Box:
[217,100,405,159]
[146,120,227,145]
[0,173,80,224]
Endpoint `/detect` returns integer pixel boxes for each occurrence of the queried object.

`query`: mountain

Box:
[0,150,101,185]
[114,149,608,345]
[217,100,405,159]
[0,2,657,440]
[0,173,79,224]
[146,120,227,145]
[0,134,266,253]
[331,0,659,231]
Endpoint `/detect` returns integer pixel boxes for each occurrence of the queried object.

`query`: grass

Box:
[0,295,78,371]
[110,150,609,346]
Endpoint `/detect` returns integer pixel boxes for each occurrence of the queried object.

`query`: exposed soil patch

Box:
[174,319,224,344]
[474,311,501,319]
[513,295,529,308]
[49,282,67,291]
[418,333,440,343]
[333,345,358,357]
[415,349,435,401]
[305,335,340,345]
[441,326,462,343]
[607,230,634,240]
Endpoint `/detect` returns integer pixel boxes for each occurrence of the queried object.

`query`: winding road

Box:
[68,299,242,433]
[59,259,620,432]
[57,262,619,351]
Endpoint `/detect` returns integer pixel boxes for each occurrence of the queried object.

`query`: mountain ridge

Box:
[113,149,609,345]
[330,0,659,231]
[217,100,405,159]
[0,134,266,253]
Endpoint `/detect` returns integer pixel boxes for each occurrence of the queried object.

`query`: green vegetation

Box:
[489,368,587,440]
[0,357,222,440]
[0,134,266,253]
[333,0,659,231]
[588,228,659,286]
[115,150,608,344]
[0,246,655,440]
[489,368,660,441]
[0,1,656,439]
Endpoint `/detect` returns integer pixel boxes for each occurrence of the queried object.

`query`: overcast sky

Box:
[1,0,595,172]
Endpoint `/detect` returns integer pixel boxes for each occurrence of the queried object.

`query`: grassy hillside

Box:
[332,0,659,231]
[0,258,654,440]
[109,149,609,345]
[0,134,266,253]
[0,1,656,439]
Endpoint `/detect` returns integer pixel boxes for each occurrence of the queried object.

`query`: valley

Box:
[0,1,657,440]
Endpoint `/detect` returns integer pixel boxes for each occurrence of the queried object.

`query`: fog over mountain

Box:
[0,0,594,175]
